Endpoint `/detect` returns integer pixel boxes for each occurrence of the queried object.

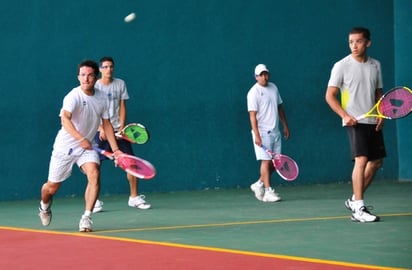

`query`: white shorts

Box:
[47,149,100,183]
[252,130,282,160]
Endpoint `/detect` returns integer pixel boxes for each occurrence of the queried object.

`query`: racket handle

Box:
[355,115,365,121]
[261,145,272,154]
[115,133,124,140]
[260,145,274,156]
[93,146,114,160]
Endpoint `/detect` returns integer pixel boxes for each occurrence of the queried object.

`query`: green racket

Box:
[116,123,150,144]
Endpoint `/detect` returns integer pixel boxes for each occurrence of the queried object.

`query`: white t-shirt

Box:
[247,82,283,132]
[95,78,130,130]
[328,54,383,125]
[53,87,109,155]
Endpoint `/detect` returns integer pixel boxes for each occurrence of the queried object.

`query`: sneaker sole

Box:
[79,228,93,232]
[254,195,264,201]
[129,204,151,210]
[92,207,103,213]
[262,198,281,202]
[351,215,380,222]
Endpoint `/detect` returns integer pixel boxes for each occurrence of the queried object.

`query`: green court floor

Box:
[1,181,411,269]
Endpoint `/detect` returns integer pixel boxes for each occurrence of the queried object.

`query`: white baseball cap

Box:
[254,64,269,76]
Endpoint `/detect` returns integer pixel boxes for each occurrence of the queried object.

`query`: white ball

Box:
[124,12,136,23]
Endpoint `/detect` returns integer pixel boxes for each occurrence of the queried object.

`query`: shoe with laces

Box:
[79,215,93,232]
[262,188,281,202]
[93,199,104,213]
[250,181,264,201]
[38,198,53,226]
[344,198,355,212]
[351,206,380,222]
[128,195,151,210]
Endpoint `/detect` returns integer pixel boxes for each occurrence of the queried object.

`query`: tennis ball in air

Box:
[124,12,136,23]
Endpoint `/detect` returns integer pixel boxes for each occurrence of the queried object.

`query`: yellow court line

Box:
[95,212,412,234]
[0,225,408,270]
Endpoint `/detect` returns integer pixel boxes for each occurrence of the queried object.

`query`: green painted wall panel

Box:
[0,0,407,201]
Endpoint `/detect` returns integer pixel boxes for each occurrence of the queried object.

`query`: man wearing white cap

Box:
[247,64,290,202]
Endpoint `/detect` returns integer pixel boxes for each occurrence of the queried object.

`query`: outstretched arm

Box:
[102,118,121,156]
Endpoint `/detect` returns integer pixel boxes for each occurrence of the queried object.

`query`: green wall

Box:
[0,0,409,201]
[394,0,412,180]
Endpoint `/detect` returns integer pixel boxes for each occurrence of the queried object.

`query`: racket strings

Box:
[273,157,299,180]
[117,154,156,179]
[277,160,293,175]
[124,127,141,140]
[123,126,148,144]
[117,157,142,171]
[378,89,412,118]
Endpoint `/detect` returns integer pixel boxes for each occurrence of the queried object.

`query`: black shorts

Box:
[345,124,386,161]
[94,131,134,161]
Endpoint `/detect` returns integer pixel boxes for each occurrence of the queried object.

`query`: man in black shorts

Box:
[325,27,385,222]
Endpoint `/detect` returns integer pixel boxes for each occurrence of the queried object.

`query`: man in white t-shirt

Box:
[38,60,122,232]
[247,64,290,202]
[93,56,151,212]
[325,27,386,222]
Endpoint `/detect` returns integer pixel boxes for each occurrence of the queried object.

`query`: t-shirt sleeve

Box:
[247,88,258,111]
[60,91,76,116]
[327,62,343,88]
[120,80,130,100]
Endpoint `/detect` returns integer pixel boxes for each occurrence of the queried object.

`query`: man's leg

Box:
[363,159,383,192]
[352,156,368,200]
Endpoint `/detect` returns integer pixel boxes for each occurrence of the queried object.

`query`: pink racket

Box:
[356,86,412,120]
[261,145,299,181]
[93,147,156,179]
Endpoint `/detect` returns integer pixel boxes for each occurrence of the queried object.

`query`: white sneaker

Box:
[79,215,93,232]
[344,198,355,212]
[250,181,264,201]
[38,200,52,226]
[351,206,379,222]
[262,188,281,202]
[128,195,151,209]
[93,199,104,213]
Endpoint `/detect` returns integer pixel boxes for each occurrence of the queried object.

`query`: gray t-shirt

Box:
[328,54,383,125]
[95,78,130,130]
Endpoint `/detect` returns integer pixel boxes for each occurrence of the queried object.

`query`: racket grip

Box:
[355,115,365,121]
[260,145,274,156]
[93,146,114,160]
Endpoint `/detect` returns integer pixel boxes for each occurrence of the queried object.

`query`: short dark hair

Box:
[78,60,99,77]
[350,27,371,40]
[99,56,115,67]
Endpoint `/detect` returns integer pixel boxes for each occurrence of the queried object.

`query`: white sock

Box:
[40,201,50,211]
[84,210,92,217]
[351,194,355,201]
[353,200,364,211]
[256,180,264,186]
